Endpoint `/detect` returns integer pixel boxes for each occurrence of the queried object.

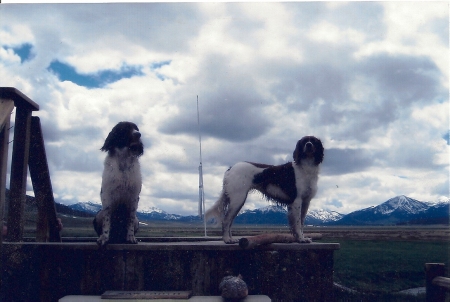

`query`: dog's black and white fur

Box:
[205,136,324,244]
[93,121,144,246]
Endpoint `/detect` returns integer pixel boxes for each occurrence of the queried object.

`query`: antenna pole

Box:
[197,96,207,237]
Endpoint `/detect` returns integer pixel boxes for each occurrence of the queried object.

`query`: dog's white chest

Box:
[292,161,318,199]
[101,154,142,206]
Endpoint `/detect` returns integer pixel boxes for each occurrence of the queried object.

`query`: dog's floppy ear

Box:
[314,138,324,165]
[100,130,115,152]
[100,122,129,152]
[293,140,302,163]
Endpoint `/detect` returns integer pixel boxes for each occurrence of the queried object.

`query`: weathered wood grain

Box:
[2,241,339,302]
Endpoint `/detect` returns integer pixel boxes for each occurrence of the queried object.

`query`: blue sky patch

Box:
[47,60,144,88]
[151,60,171,70]
[4,43,34,63]
[151,60,171,80]
[444,131,450,145]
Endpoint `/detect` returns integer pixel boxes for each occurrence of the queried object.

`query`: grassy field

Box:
[22,215,449,300]
[326,239,448,292]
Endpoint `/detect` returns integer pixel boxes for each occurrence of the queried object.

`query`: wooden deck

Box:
[2,240,339,302]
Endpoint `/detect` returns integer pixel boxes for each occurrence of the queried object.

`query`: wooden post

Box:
[0,99,13,288]
[29,116,61,242]
[425,263,446,302]
[0,88,39,242]
[7,106,32,241]
[0,99,13,240]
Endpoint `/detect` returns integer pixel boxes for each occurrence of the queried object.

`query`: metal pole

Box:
[197,96,207,236]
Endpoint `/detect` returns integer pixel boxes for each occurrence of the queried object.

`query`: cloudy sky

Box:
[0,2,448,216]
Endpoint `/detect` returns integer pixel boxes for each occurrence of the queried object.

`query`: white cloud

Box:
[0,23,34,46]
[355,2,449,86]
[308,21,365,45]
[0,2,448,217]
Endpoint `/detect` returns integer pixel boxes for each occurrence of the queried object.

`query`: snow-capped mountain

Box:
[69,201,101,215]
[67,202,185,221]
[233,205,343,225]
[424,196,450,207]
[234,205,288,224]
[308,209,344,223]
[137,207,183,221]
[373,195,428,215]
[330,195,449,226]
[56,195,449,226]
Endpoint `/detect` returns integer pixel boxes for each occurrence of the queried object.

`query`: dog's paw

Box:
[97,234,109,246]
[298,237,312,243]
[223,238,239,244]
[126,234,138,244]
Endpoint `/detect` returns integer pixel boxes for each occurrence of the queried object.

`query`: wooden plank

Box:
[433,276,450,291]
[29,116,61,242]
[0,99,14,132]
[101,291,193,299]
[2,242,337,301]
[0,87,39,111]
[239,233,323,249]
[7,106,32,241]
[425,263,446,302]
[0,115,10,283]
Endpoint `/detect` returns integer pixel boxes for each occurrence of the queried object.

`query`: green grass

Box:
[324,239,449,294]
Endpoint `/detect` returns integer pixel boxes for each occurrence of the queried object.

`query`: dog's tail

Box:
[205,193,226,227]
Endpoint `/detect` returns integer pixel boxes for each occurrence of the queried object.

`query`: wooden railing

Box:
[0,87,60,243]
[425,263,450,302]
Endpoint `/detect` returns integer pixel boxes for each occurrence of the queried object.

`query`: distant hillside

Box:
[55,203,95,218]
[328,195,449,226]
[5,189,449,226]
[234,206,344,225]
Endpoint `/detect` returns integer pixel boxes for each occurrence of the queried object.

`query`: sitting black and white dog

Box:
[205,136,324,244]
[93,121,144,246]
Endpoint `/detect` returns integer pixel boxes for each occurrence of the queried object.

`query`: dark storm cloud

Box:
[39,121,105,173]
[305,53,445,142]
[287,2,385,43]
[358,54,443,104]
[340,54,444,141]
[40,120,103,144]
[386,142,446,170]
[160,93,269,142]
[159,54,271,142]
[2,4,205,54]
[321,148,375,175]
[46,143,103,173]
[204,142,292,168]
[270,62,349,111]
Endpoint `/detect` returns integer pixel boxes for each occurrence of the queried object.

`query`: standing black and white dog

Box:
[93,121,144,246]
[205,136,324,244]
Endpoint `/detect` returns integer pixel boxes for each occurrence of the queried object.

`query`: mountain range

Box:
[59,195,449,226]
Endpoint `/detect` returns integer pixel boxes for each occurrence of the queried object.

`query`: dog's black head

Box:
[101,121,144,157]
[293,136,324,165]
